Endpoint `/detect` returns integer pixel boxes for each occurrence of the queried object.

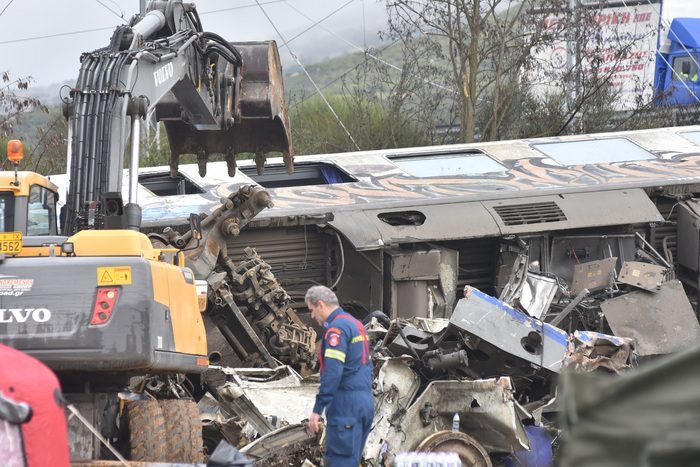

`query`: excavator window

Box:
[0,193,14,232]
[27,185,57,236]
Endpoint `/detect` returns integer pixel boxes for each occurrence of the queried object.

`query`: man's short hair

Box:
[305,285,339,307]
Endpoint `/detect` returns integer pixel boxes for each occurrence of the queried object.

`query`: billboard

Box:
[530,2,660,110]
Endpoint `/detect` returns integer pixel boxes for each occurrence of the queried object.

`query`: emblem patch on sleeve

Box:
[328,332,340,347]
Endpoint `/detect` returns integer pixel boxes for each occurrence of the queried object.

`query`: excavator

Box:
[0,1,316,462]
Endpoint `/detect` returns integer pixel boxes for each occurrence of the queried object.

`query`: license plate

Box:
[0,232,22,255]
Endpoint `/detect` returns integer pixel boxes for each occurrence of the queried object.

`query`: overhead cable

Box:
[0,0,14,18]
[283,0,455,94]
[255,0,361,151]
[94,0,124,19]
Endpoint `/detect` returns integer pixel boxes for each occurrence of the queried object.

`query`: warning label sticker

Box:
[97,267,132,286]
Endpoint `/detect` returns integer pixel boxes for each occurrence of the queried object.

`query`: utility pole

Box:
[140,0,146,16]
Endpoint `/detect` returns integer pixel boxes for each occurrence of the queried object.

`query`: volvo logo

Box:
[153,62,174,87]
[0,308,51,324]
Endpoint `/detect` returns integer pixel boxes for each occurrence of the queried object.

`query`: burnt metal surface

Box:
[600,280,700,356]
[570,257,618,295]
[618,261,668,292]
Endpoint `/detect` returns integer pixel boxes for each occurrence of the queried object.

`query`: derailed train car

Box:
[48,125,700,462]
[131,126,700,320]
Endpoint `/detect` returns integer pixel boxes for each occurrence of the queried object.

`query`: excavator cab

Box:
[0,141,60,255]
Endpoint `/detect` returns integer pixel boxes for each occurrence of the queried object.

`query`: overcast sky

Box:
[0,0,387,88]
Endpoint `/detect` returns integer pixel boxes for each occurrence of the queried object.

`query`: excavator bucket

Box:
[163,40,293,178]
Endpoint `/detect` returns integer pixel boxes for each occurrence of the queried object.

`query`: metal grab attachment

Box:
[152,184,317,367]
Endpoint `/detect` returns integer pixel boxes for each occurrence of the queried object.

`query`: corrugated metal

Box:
[228,227,331,303]
[444,238,499,296]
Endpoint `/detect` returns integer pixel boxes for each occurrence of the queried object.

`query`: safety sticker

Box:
[328,332,340,347]
[97,267,132,286]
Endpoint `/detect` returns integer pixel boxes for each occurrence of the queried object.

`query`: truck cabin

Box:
[0,141,60,256]
[655,17,700,106]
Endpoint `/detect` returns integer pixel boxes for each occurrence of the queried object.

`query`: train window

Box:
[240,162,356,188]
[680,131,700,146]
[388,151,506,177]
[138,172,205,196]
[532,138,656,166]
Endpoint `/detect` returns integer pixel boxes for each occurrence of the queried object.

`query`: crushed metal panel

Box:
[565,330,635,374]
[218,366,318,426]
[450,289,568,374]
[240,423,323,464]
[364,357,422,462]
[330,202,500,250]
[550,234,635,286]
[618,261,667,292]
[365,379,529,464]
[517,272,559,319]
[570,257,617,295]
[600,280,700,356]
[483,189,663,235]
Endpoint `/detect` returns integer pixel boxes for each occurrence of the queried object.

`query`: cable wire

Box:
[283,0,455,94]
[255,0,361,150]
[94,0,124,19]
[280,0,355,50]
[0,0,14,18]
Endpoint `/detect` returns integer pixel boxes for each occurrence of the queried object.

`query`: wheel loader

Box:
[0,1,314,462]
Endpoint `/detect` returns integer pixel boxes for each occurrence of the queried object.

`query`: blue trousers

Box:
[324,390,374,467]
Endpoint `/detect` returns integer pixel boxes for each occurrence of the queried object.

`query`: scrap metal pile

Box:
[196,232,700,466]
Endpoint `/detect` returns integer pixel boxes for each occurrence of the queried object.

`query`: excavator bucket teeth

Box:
[163,40,293,177]
[231,41,293,167]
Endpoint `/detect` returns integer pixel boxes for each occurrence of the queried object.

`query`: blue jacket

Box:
[313,307,373,415]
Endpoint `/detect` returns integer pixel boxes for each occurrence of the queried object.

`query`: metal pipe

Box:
[128,116,140,205]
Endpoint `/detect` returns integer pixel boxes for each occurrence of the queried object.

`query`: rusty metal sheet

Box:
[618,261,667,292]
[570,257,617,295]
[600,280,700,356]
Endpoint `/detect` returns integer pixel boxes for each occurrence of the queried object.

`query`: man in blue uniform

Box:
[306,286,374,466]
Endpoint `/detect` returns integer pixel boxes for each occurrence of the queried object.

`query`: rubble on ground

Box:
[176,238,700,465]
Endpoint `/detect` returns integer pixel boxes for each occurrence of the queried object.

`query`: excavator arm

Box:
[63,0,292,234]
[62,0,314,366]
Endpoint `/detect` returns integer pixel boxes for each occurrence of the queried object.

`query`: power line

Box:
[199,0,290,16]
[0,26,114,46]
[0,0,285,47]
[283,0,455,94]
[255,0,361,151]
[0,0,14,18]
[280,0,355,49]
[94,0,124,19]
